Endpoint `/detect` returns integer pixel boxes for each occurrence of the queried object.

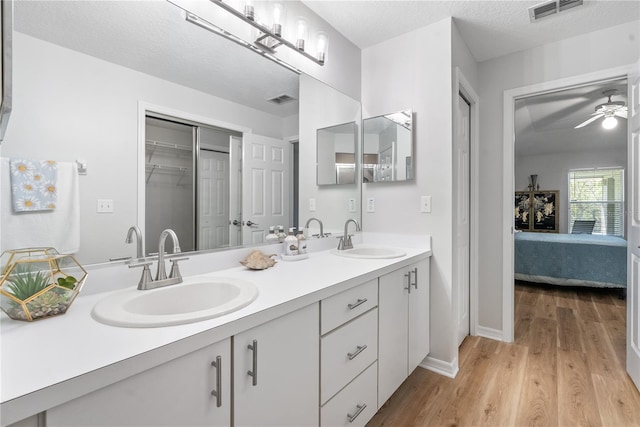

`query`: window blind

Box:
[568,168,624,236]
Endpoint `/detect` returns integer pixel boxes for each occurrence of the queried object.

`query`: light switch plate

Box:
[367,197,375,213]
[309,198,316,212]
[348,198,356,212]
[420,195,432,213]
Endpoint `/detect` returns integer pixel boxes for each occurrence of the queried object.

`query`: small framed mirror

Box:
[316,121,357,185]
[362,109,413,183]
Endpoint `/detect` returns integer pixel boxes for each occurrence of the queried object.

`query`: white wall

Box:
[516,147,627,234]
[362,18,457,369]
[299,74,361,234]
[1,33,293,264]
[478,21,640,332]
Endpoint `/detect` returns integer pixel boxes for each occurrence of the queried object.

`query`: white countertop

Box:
[0,234,431,425]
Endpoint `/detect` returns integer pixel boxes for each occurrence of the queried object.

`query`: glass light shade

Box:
[272,3,284,36]
[296,18,308,51]
[602,116,618,130]
[316,32,327,63]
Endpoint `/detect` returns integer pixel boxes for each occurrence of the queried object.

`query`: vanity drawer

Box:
[321,361,378,427]
[321,279,377,334]
[321,308,378,404]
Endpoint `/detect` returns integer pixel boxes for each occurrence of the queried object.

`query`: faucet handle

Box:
[169,257,189,280]
[129,261,154,290]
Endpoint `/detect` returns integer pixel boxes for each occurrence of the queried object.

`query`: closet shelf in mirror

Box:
[145,163,191,186]
[145,139,192,163]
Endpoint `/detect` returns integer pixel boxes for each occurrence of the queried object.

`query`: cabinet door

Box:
[46,338,231,426]
[234,303,319,426]
[377,268,409,408]
[408,258,430,373]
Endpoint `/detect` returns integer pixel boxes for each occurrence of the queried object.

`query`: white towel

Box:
[1,158,81,254]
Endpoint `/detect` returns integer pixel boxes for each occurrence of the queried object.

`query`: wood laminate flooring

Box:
[367,281,640,426]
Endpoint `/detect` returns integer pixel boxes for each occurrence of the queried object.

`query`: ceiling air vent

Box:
[267,94,296,105]
[529,0,583,22]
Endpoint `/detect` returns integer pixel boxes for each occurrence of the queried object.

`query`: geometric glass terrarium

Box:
[0,247,88,321]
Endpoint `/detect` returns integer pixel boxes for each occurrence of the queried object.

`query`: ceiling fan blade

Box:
[574,113,604,129]
[615,110,628,119]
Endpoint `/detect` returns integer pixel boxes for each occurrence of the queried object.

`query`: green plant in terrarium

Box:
[57,275,77,290]
[5,265,51,300]
[27,291,64,313]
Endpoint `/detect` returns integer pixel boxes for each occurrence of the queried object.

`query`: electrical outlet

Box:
[309,198,316,212]
[420,195,432,213]
[348,198,356,212]
[367,197,375,213]
[97,199,114,213]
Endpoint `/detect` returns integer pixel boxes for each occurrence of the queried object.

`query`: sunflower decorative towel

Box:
[10,158,58,212]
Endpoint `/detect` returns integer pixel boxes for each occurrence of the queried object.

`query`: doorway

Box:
[144,115,242,254]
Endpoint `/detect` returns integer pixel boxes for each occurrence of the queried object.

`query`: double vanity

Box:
[1,234,431,426]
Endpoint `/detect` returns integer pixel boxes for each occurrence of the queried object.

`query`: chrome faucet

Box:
[156,229,181,281]
[125,226,144,260]
[337,219,360,250]
[129,229,188,290]
[304,217,324,238]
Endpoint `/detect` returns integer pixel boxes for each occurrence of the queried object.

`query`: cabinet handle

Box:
[247,340,258,386]
[412,267,418,289]
[347,298,368,310]
[347,344,367,360]
[210,356,222,407]
[404,272,411,294]
[347,403,367,423]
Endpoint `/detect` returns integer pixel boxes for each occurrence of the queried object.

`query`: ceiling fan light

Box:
[602,116,618,130]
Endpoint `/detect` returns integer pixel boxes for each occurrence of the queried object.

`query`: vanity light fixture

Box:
[185,12,302,75]
[208,0,326,65]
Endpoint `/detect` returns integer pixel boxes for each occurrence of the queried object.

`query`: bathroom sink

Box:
[92,277,258,327]
[330,246,406,259]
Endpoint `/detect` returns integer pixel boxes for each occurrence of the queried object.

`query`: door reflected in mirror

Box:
[316,122,357,186]
[362,110,413,183]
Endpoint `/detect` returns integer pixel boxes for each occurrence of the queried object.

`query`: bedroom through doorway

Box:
[512,77,628,343]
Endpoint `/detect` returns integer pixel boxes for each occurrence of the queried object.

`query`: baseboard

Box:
[419,355,459,378]
[475,325,504,341]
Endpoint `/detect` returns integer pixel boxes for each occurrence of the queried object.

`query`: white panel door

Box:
[198,150,229,250]
[628,58,640,390]
[455,94,471,346]
[242,134,290,244]
[229,135,243,246]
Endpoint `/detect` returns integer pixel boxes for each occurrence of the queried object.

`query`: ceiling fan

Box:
[574,89,628,130]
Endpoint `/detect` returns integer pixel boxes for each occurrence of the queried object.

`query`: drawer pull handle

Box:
[412,267,418,289]
[404,272,411,294]
[347,298,368,310]
[347,403,367,423]
[247,340,258,386]
[347,344,367,360]
[210,356,222,407]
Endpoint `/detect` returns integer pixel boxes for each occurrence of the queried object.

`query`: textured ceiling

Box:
[302,0,640,62]
[14,0,300,118]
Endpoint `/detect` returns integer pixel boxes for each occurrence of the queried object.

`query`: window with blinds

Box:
[568,168,624,236]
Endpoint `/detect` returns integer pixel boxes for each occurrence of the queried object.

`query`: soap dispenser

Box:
[284,227,299,256]
[296,229,307,254]
[265,226,279,244]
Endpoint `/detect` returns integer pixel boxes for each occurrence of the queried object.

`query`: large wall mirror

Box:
[1,1,361,265]
[362,110,413,183]
[316,122,357,186]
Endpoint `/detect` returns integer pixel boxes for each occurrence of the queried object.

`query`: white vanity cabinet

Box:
[46,338,231,427]
[378,259,430,407]
[320,279,379,426]
[233,303,319,426]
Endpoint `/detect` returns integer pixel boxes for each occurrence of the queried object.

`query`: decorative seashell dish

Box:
[239,250,277,270]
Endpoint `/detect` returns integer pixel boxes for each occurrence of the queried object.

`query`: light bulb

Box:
[296,18,308,51]
[272,3,283,36]
[602,116,618,130]
[316,32,327,64]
